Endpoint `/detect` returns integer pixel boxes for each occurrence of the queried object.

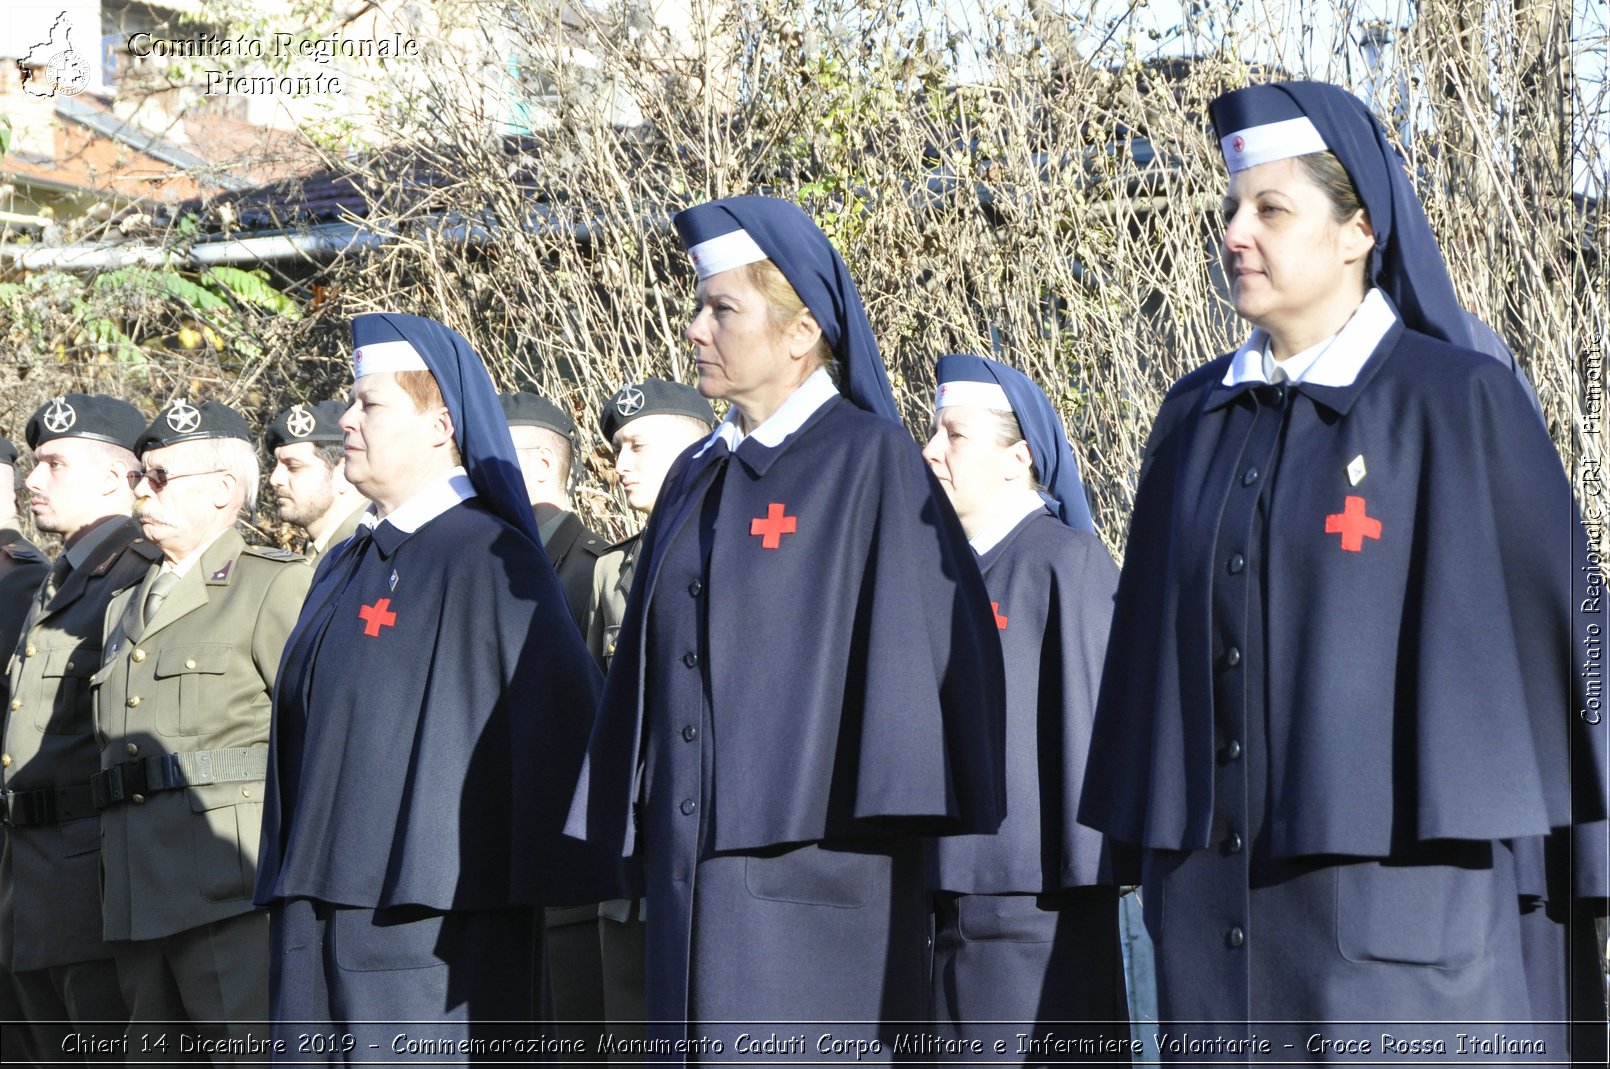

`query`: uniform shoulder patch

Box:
[242,545,308,563]
[0,540,47,564]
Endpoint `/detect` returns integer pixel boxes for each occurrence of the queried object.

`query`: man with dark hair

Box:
[500,391,606,633]
[264,401,366,565]
[93,399,310,1052]
[2,396,153,1064]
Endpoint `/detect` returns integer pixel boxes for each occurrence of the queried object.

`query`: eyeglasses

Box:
[127,467,227,492]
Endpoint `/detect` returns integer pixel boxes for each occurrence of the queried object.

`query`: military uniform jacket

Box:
[1,517,159,969]
[92,529,310,941]
[0,526,49,700]
[584,534,638,674]
[546,511,608,636]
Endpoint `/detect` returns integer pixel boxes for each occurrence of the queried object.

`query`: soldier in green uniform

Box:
[0,432,51,1067]
[581,379,712,1056]
[90,400,310,1058]
[264,401,366,566]
[3,397,153,1064]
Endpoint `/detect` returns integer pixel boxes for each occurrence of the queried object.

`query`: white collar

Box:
[968,488,1049,556]
[360,467,476,534]
[694,368,840,457]
[1222,288,1398,388]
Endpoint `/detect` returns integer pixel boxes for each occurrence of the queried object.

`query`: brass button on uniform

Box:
[131,794,145,805]
[9,698,20,710]
[132,649,146,663]
[1,754,10,768]
[125,743,139,755]
[240,788,251,799]
[24,644,36,657]
[126,696,141,708]
[65,662,75,672]
[184,658,196,670]
[1227,926,1245,947]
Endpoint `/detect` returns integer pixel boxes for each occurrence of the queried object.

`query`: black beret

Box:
[135,399,253,456]
[499,391,574,437]
[26,394,147,451]
[265,400,347,451]
[599,379,716,442]
[0,436,16,466]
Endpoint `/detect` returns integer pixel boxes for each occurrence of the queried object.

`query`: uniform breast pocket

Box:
[153,644,231,737]
[187,780,261,902]
[745,842,876,909]
[37,648,97,734]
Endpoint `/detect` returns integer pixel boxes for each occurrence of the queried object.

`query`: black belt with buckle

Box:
[0,783,97,826]
[90,748,267,809]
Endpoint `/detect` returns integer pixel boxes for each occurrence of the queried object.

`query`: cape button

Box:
[1227,926,1245,948]
[679,799,696,815]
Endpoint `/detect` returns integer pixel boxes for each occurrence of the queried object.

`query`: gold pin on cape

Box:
[1347,454,1367,487]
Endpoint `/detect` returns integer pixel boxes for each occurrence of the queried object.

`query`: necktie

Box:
[141,571,181,633]
[40,555,71,606]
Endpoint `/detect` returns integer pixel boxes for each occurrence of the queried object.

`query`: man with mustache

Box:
[92,399,310,1056]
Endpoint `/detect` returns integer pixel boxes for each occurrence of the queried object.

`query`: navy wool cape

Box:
[255,499,614,1032]
[927,508,1131,1059]
[568,395,1007,1055]
[1079,322,1608,1057]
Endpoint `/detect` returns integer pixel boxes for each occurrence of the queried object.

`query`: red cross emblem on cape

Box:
[991,601,1008,631]
[359,597,398,636]
[1324,495,1382,552]
[749,503,798,549]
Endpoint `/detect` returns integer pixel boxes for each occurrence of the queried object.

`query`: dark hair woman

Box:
[1079,81,1607,1060]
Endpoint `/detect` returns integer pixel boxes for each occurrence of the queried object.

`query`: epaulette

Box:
[0,540,47,565]
[603,533,641,555]
[90,536,162,577]
[242,545,308,564]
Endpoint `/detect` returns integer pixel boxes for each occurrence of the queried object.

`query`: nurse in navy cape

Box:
[921,354,1129,1059]
[566,197,1007,1055]
[1077,81,1607,1058]
[255,313,609,1048]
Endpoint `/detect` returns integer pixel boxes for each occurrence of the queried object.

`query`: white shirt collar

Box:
[968,488,1049,556]
[359,467,477,534]
[1222,288,1398,388]
[694,368,840,457]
